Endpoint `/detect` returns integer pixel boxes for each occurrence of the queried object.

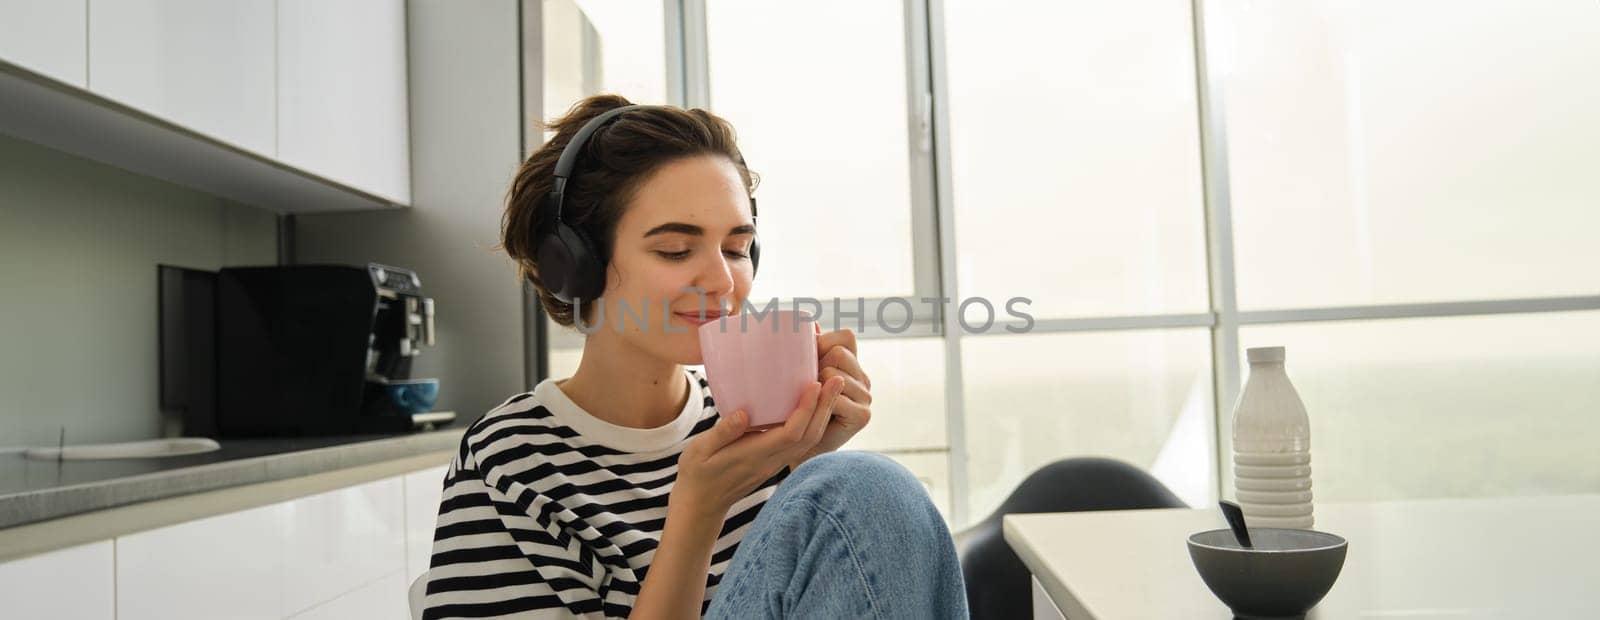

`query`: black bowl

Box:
[1186,528,1348,619]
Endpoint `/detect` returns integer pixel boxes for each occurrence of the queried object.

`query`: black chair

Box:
[959,458,1187,620]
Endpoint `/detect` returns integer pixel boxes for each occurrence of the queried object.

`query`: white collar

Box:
[532,368,707,453]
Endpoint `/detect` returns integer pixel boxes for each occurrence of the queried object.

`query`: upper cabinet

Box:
[277,0,411,204]
[0,0,410,211]
[0,0,88,87]
[88,0,278,158]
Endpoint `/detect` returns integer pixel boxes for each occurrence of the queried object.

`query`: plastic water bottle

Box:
[1231,346,1314,529]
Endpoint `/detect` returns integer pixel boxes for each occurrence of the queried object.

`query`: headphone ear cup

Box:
[559,222,606,303]
[534,225,576,303]
[537,221,606,304]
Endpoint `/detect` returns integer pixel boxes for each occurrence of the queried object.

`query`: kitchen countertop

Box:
[1003,496,1600,618]
[0,420,470,531]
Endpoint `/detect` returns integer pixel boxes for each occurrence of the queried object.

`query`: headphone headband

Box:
[551,104,641,221]
[550,104,758,224]
[554,105,641,181]
[538,103,759,306]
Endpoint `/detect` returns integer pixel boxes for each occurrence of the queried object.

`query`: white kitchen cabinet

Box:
[87,0,277,157]
[287,569,409,620]
[404,464,448,583]
[0,0,87,87]
[1,464,434,620]
[281,476,407,617]
[116,501,290,620]
[0,540,115,620]
[276,0,411,204]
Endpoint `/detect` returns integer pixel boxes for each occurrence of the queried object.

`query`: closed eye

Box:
[655,247,750,262]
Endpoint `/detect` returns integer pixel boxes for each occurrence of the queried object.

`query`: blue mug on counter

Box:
[384,378,440,414]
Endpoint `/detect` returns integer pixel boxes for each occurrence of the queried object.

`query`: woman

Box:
[420,95,967,619]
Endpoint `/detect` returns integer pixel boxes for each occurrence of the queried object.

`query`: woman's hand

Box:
[636,378,842,620]
[672,376,847,519]
[796,326,873,466]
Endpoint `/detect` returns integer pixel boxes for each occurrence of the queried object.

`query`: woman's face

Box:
[590,154,756,364]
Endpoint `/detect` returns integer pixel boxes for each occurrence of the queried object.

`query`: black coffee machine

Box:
[160,263,446,438]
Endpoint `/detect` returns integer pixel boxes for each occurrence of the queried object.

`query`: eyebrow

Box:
[642,222,756,238]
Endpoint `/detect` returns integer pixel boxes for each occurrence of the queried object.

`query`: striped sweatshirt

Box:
[421,368,784,619]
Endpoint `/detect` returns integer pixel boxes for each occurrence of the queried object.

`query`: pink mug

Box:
[697,310,818,428]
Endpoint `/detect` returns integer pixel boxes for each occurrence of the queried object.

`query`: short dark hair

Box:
[501,95,758,328]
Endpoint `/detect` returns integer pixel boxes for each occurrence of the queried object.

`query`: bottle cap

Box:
[1246,346,1286,363]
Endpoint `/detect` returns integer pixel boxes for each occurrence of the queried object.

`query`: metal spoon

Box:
[1219,500,1254,548]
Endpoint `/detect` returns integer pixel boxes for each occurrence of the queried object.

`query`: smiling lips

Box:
[674,310,725,327]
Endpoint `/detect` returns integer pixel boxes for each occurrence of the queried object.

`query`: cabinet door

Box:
[0,0,87,87]
[115,477,407,620]
[0,540,115,620]
[116,502,289,620]
[281,476,407,617]
[404,464,449,583]
[287,569,409,620]
[277,0,411,204]
[87,0,276,157]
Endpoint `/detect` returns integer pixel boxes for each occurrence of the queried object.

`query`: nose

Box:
[695,251,737,311]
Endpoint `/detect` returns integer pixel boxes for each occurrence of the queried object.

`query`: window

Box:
[944,0,1209,320]
[534,0,1600,529]
[705,0,919,302]
[943,0,1215,522]
[1240,311,1600,502]
[1221,0,1600,309]
[963,329,1215,517]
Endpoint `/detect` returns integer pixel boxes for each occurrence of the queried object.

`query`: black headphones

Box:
[537,104,760,305]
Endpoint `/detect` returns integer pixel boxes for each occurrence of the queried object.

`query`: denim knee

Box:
[783,451,935,518]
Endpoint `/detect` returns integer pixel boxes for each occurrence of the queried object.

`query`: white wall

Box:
[0,134,278,449]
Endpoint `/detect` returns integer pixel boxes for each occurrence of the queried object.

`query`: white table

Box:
[1004,495,1600,619]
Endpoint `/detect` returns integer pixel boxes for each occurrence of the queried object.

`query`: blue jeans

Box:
[705,451,969,619]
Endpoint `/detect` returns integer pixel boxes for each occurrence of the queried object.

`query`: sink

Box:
[24,437,222,461]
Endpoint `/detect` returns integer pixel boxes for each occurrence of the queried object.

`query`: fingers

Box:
[696,409,749,454]
[819,364,871,403]
[816,328,859,357]
[805,376,846,442]
[818,340,870,391]
[731,381,822,456]
[723,379,839,460]
[828,396,872,430]
[783,380,823,436]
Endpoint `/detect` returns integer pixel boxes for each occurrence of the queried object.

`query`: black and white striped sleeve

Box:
[420,438,609,619]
